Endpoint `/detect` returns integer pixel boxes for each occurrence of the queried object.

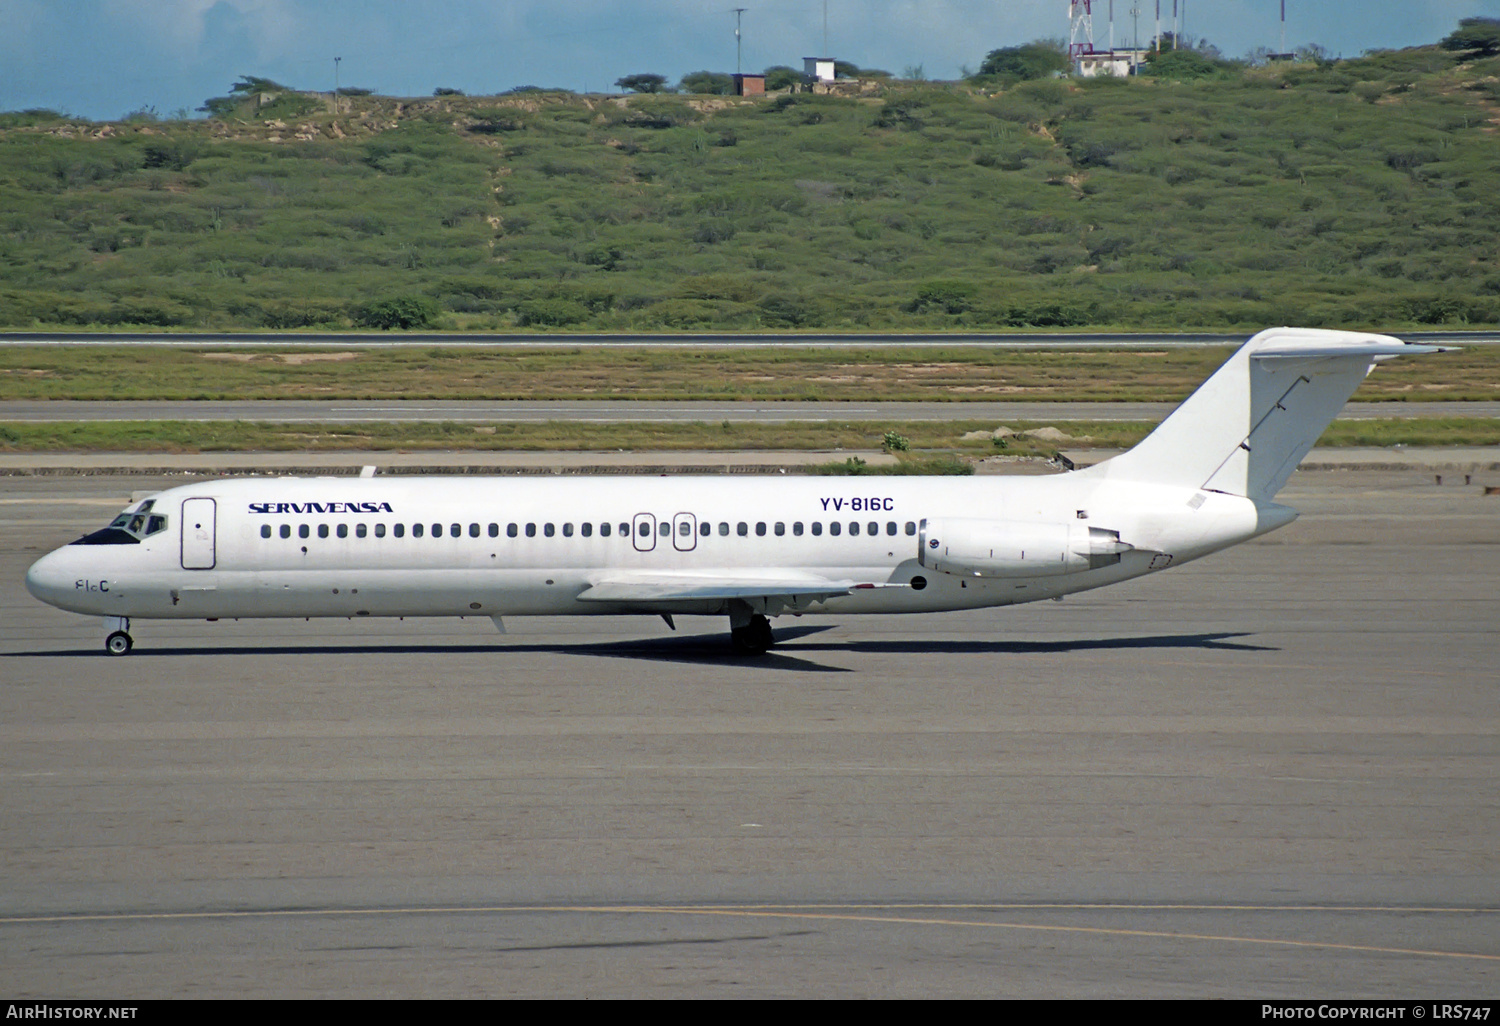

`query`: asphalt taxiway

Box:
[1,465,1496,997]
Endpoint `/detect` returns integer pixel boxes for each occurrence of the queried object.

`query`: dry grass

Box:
[3,345,1498,402]
[3,417,1497,455]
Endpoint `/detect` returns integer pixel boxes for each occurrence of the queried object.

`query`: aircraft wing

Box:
[576,570,893,606]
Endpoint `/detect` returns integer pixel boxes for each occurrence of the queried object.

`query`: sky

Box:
[2,0,1497,121]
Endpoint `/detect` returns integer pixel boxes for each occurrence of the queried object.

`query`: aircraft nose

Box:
[25,549,73,608]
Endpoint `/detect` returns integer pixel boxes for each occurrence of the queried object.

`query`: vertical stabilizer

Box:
[1088,328,1445,501]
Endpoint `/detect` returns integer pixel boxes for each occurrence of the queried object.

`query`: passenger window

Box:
[316,524,328,539]
[719,522,729,536]
[737,522,748,537]
[279,524,290,539]
[849,522,859,536]
[659,521,670,537]
[337,524,348,539]
[600,523,611,538]
[679,521,690,536]
[868,522,878,536]
[507,523,518,538]
[451,524,461,537]
[830,522,841,536]
[699,521,710,536]
[905,522,916,535]
[413,523,424,538]
[544,523,555,537]
[374,524,385,538]
[394,524,405,538]
[619,523,629,536]
[488,524,499,538]
[638,522,650,537]
[774,522,785,536]
[886,522,897,536]
[793,522,804,536]
[356,523,367,538]
[526,523,536,538]
[812,522,823,536]
[432,523,443,538]
[469,523,480,538]
[755,522,766,536]
[261,524,271,539]
[299,524,310,539]
[563,523,574,537]
[582,523,592,537]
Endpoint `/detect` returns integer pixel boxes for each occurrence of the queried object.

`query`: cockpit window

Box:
[72,502,168,546]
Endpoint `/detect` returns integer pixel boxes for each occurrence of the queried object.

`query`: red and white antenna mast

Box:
[1069,0,1095,58]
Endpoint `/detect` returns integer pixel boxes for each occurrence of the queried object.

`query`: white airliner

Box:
[25,328,1446,655]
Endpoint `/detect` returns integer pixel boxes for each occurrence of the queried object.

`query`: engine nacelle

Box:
[918,517,1133,578]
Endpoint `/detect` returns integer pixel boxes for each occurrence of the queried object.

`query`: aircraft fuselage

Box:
[24,472,1280,622]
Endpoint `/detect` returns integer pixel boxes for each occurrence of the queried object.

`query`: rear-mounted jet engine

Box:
[918,518,1133,578]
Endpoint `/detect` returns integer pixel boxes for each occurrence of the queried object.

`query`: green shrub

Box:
[1141,48,1238,81]
[515,299,588,327]
[353,296,439,330]
[973,42,1071,83]
[1442,17,1500,58]
[679,71,733,95]
[908,280,977,314]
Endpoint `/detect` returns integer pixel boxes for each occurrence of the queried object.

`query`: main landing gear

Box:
[729,611,775,656]
[103,617,133,656]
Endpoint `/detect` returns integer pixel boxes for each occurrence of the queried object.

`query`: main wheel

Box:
[105,631,133,656]
[730,614,774,655]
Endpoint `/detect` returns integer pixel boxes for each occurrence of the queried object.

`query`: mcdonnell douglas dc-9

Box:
[26,328,1446,655]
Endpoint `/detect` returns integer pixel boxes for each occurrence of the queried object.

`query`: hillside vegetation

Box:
[2,43,1498,333]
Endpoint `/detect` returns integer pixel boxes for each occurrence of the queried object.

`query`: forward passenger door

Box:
[180,498,216,570]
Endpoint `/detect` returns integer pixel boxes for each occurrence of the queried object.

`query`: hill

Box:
[1,45,1498,333]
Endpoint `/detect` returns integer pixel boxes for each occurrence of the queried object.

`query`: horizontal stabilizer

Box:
[1253,340,1445,360]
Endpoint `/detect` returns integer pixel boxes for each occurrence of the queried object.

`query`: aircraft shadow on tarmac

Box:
[6,628,1276,673]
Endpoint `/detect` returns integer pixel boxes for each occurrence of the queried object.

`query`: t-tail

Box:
[1085,327,1449,502]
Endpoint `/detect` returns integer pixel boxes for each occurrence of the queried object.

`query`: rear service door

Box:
[181,497,217,569]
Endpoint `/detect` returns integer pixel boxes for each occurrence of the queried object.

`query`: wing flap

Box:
[576,570,879,605]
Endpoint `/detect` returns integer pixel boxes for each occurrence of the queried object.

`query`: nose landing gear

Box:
[103,617,132,656]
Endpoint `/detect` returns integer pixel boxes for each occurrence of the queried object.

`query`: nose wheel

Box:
[103,617,133,656]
